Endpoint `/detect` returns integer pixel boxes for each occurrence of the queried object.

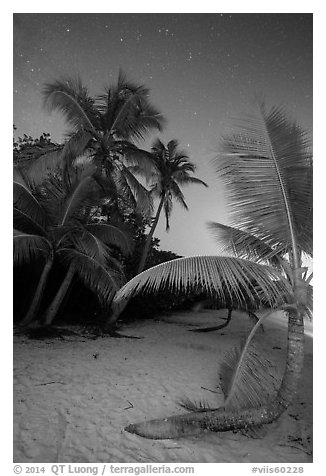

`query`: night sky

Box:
[13,13,313,257]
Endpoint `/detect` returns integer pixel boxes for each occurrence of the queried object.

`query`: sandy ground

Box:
[13,309,313,463]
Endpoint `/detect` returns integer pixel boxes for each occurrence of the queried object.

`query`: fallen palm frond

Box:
[179,397,217,412]
[126,311,281,437]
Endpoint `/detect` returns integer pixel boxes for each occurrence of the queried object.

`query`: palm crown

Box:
[19,72,165,217]
[215,103,313,264]
[148,138,208,230]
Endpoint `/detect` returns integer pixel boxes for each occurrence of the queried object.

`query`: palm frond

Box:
[103,72,165,141]
[59,174,99,225]
[85,223,133,255]
[123,145,158,182]
[207,222,285,268]
[24,146,65,185]
[13,231,52,265]
[58,248,122,304]
[220,338,280,411]
[13,166,29,187]
[13,181,48,229]
[113,256,292,310]
[21,132,92,187]
[60,130,93,168]
[151,138,166,155]
[179,397,216,412]
[167,139,180,157]
[216,309,279,413]
[169,182,188,210]
[43,77,99,134]
[13,208,47,237]
[64,229,108,266]
[130,101,165,142]
[174,175,208,188]
[118,164,154,216]
[216,102,313,261]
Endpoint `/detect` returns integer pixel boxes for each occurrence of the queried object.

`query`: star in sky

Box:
[13,13,312,257]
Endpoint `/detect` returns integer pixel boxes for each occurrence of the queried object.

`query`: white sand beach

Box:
[13,309,313,463]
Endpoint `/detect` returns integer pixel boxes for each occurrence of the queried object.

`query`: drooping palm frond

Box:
[58,248,122,304]
[126,98,165,142]
[13,208,47,237]
[13,231,52,265]
[113,255,292,310]
[13,181,49,229]
[85,223,133,255]
[64,229,109,267]
[57,130,94,180]
[13,166,29,187]
[117,163,154,216]
[23,146,65,185]
[207,222,285,268]
[43,77,100,134]
[122,145,159,182]
[168,181,189,210]
[217,103,313,262]
[173,174,208,188]
[99,71,165,142]
[58,175,99,226]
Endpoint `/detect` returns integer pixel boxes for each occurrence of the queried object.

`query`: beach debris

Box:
[201,386,220,394]
[124,400,134,410]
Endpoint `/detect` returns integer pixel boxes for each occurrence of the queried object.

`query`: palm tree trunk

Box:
[104,195,165,333]
[137,195,165,275]
[20,255,54,327]
[43,263,75,326]
[125,307,305,439]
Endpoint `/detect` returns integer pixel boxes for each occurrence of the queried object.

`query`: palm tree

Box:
[19,72,165,217]
[14,165,132,327]
[136,139,208,274]
[103,139,208,331]
[110,102,313,438]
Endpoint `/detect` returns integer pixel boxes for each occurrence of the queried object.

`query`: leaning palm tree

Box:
[18,72,165,217]
[14,165,132,327]
[110,102,312,438]
[136,139,208,274]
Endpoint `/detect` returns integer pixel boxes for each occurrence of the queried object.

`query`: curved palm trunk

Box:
[137,195,165,275]
[189,308,233,333]
[20,255,54,327]
[43,263,75,326]
[125,306,305,439]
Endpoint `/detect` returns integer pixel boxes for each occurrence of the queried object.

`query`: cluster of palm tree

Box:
[14,165,132,327]
[13,72,313,437]
[13,72,207,327]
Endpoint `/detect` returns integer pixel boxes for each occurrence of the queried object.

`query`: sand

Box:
[13,309,313,463]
